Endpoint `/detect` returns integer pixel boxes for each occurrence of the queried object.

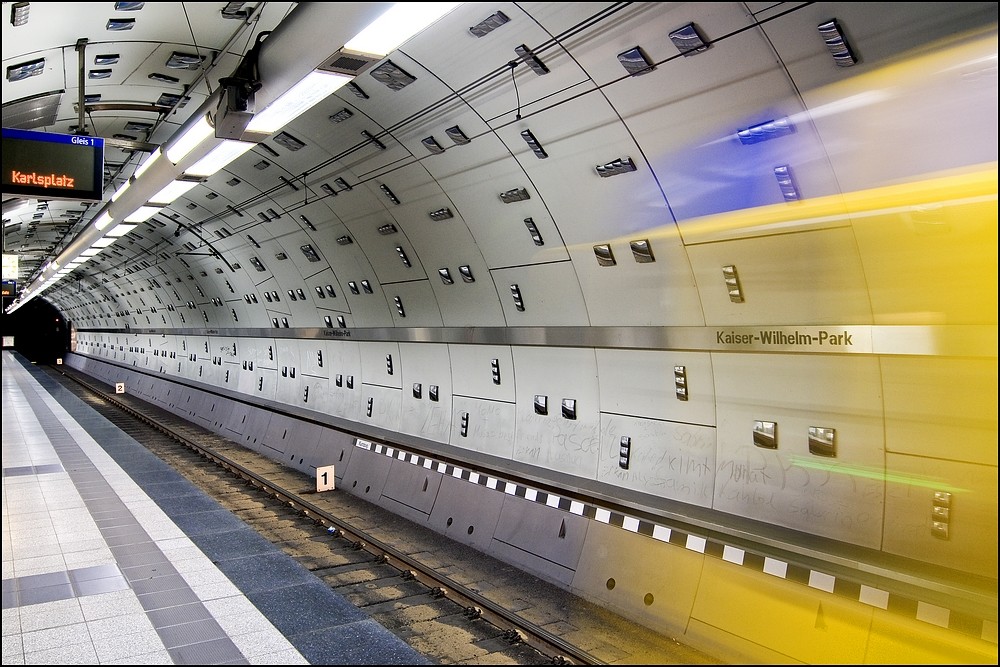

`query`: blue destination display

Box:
[1,127,105,202]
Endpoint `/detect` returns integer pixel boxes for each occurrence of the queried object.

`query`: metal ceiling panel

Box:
[760,2,999,93]
[490,262,589,326]
[492,95,659,245]
[303,164,383,224]
[377,93,472,161]
[431,260,508,327]
[268,227,330,276]
[429,144,568,268]
[768,9,999,196]
[0,89,62,128]
[339,210,424,285]
[686,227,873,326]
[397,2,525,90]
[219,149,294,195]
[391,105,494,179]
[299,217,370,276]
[71,41,159,90]
[3,44,62,91]
[390,106,575,268]
[609,30,821,224]
[559,3,755,88]
[362,162,446,216]
[401,3,587,123]
[123,42,207,89]
[516,1,622,37]
[568,239,705,327]
[250,130,329,178]
[383,280,444,328]
[1,2,288,61]
[330,51,456,138]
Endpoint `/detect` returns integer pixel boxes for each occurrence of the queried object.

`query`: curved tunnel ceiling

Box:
[4,1,995,336]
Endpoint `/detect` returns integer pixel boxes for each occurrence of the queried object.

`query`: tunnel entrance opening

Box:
[1,298,69,365]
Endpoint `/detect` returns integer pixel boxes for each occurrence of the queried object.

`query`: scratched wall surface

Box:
[712,353,885,547]
[597,414,717,507]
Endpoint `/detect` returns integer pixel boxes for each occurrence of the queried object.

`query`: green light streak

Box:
[788,456,967,493]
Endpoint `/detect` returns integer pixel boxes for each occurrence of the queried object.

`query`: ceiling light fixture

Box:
[106,223,138,237]
[124,206,161,223]
[184,140,255,177]
[166,115,214,163]
[669,23,709,56]
[6,58,44,81]
[10,2,29,26]
[106,18,136,31]
[345,3,460,57]
[245,71,353,134]
[818,19,858,67]
[93,212,113,230]
[617,46,655,76]
[149,179,200,205]
[131,151,159,179]
[422,136,445,154]
[470,10,509,38]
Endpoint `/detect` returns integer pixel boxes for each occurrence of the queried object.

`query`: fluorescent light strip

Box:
[345,2,461,57]
[92,237,116,248]
[150,179,199,205]
[93,212,113,230]
[246,71,352,134]
[110,179,131,201]
[185,140,255,177]
[166,115,213,163]
[133,150,160,179]
[125,206,161,222]
[81,248,103,256]
[106,223,137,237]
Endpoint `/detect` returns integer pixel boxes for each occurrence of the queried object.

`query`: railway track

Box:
[45,365,723,665]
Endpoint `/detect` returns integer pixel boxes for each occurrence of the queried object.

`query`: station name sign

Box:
[713,327,865,352]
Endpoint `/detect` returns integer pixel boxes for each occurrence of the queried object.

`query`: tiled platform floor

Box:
[2,351,428,665]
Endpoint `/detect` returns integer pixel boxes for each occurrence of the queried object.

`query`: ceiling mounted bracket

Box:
[74,38,89,135]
